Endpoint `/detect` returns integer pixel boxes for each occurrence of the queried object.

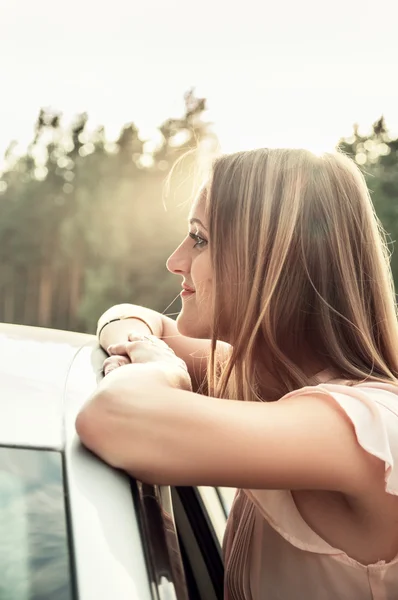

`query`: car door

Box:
[171,486,227,600]
[130,479,190,600]
[64,340,227,600]
[65,341,190,600]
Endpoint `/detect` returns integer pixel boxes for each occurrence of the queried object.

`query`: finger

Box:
[104,363,116,375]
[127,332,158,344]
[108,339,156,354]
[108,340,152,363]
[127,333,175,354]
[103,356,128,369]
[104,364,122,376]
[103,355,130,370]
[107,343,130,355]
[109,339,152,354]
[103,355,129,375]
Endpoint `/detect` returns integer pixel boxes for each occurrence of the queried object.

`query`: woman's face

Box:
[166,193,213,338]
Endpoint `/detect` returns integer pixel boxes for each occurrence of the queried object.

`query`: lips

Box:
[181,284,195,298]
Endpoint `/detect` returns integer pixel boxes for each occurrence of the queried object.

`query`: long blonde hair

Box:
[205,148,398,401]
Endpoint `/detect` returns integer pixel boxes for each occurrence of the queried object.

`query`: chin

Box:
[176,313,211,339]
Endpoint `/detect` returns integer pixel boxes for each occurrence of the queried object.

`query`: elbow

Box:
[75,388,142,471]
[75,405,94,446]
[75,391,111,460]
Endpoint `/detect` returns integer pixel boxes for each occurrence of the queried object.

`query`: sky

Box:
[0,0,397,163]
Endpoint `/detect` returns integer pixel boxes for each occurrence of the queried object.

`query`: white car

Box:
[0,322,235,600]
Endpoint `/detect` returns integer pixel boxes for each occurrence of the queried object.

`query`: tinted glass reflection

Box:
[0,447,74,600]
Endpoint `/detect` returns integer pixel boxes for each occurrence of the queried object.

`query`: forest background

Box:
[0,90,396,334]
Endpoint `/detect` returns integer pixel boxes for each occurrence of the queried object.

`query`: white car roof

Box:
[0,322,96,449]
[0,323,157,600]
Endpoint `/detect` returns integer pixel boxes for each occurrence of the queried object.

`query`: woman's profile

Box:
[76,148,398,599]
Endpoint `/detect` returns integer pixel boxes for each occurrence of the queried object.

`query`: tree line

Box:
[0,93,397,334]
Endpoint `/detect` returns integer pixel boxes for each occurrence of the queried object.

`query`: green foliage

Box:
[338,116,398,285]
[0,99,397,333]
[0,90,218,332]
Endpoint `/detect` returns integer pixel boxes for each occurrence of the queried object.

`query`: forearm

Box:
[76,372,229,485]
[76,361,194,474]
[97,304,165,350]
[96,303,227,394]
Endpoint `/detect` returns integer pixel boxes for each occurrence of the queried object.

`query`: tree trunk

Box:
[68,260,82,331]
[38,263,53,327]
[24,266,37,325]
[3,270,15,323]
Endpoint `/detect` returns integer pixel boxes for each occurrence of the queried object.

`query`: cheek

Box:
[191,255,212,295]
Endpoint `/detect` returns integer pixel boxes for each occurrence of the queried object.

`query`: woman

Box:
[76,148,398,599]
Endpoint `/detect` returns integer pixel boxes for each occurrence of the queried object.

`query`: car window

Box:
[216,487,236,516]
[195,487,237,548]
[0,446,75,600]
[196,487,229,547]
[172,486,224,600]
[131,480,189,599]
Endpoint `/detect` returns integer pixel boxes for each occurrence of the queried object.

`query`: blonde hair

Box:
[205,148,398,401]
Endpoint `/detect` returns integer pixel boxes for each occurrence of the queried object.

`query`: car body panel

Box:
[0,323,91,449]
[63,342,153,600]
[0,323,188,600]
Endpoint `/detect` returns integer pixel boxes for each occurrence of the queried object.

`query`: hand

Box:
[103,353,130,376]
[104,332,192,391]
[103,330,169,376]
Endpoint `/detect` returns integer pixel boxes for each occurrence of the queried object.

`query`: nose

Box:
[166,240,191,275]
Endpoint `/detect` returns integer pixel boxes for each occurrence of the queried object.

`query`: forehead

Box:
[188,188,207,222]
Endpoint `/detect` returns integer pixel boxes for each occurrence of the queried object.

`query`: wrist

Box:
[98,318,153,351]
[97,305,164,349]
[97,316,154,339]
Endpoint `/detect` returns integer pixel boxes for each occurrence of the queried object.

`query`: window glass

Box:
[216,487,237,517]
[196,487,238,547]
[196,486,228,547]
[0,447,75,600]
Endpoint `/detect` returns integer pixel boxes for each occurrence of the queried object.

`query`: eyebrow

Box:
[189,218,208,231]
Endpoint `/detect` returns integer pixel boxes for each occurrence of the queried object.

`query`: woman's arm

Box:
[76,364,384,497]
[97,303,230,392]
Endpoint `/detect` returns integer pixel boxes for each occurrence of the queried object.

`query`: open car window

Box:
[216,487,236,517]
[172,486,225,600]
[195,487,236,547]
[0,446,75,600]
[130,479,189,600]
[196,487,228,547]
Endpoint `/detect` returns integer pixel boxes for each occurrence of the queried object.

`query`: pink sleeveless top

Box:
[222,373,398,600]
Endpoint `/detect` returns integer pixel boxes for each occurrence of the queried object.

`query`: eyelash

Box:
[189,232,208,249]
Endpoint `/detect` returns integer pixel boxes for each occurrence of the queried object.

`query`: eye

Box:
[189,232,208,249]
